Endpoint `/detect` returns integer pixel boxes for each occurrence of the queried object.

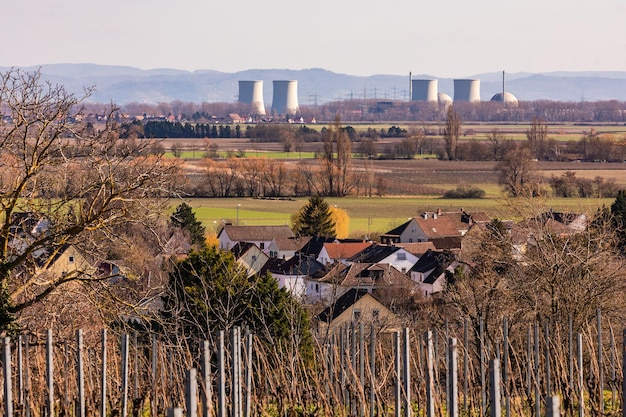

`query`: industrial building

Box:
[238,80,266,115]
[271,80,299,115]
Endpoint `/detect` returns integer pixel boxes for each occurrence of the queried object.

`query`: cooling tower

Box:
[453,79,481,102]
[238,80,266,115]
[271,80,299,115]
[411,79,438,102]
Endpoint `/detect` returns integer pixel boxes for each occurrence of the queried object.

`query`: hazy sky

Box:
[2,0,625,77]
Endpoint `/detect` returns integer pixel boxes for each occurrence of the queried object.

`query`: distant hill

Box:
[3,64,626,104]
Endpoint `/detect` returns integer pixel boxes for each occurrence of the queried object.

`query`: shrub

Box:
[442,185,486,199]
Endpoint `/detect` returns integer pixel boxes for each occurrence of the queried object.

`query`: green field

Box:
[180,195,615,237]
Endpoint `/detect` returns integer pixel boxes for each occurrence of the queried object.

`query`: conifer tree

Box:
[171,202,206,247]
[294,196,336,238]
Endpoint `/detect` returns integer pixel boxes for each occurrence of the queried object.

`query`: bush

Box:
[442,185,486,199]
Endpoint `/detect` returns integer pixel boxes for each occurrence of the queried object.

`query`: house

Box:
[306,262,416,305]
[299,237,371,262]
[316,240,373,266]
[267,235,309,260]
[231,242,270,278]
[268,254,326,298]
[315,289,402,336]
[379,210,490,245]
[32,244,93,278]
[345,244,418,274]
[409,249,457,296]
[218,224,300,257]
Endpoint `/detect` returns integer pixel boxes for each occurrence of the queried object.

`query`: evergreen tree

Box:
[294,196,336,237]
[610,190,626,251]
[160,246,312,355]
[171,202,206,247]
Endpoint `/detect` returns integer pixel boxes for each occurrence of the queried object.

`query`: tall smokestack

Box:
[409,72,412,102]
[502,70,505,107]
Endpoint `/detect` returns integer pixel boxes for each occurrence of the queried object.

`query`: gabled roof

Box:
[316,288,370,323]
[220,225,294,241]
[414,215,461,239]
[395,242,436,256]
[346,244,401,264]
[231,242,258,259]
[317,262,415,288]
[273,236,308,252]
[270,254,325,276]
[410,249,456,284]
[380,219,413,239]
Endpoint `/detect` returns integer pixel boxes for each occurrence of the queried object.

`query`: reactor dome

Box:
[490,92,519,106]
[438,93,453,107]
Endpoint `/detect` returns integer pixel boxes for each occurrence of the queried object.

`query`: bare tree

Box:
[496,145,541,197]
[443,105,461,160]
[0,69,181,330]
[526,116,549,159]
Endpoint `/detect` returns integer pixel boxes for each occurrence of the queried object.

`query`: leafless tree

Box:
[443,105,460,160]
[0,69,182,331]
[496,145,542,197]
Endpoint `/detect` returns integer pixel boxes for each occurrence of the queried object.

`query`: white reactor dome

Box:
[490,92,519,106]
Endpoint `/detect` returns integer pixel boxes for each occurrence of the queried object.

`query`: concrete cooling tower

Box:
[453,79,481,102]
[238,80,266,115]
[271,80,299,115]
[411,79,438,102]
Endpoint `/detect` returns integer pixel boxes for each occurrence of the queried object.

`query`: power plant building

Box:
[271,80,299,115]
[238,80,266,115]
[411,79,438,102]
[453,79,481,102]
[490,92,519,106]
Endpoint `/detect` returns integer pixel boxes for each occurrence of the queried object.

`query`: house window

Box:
[260,242,265,250]
[372,309,380,321]
[315,283,319,292]
[397,252,406,260]
[401,267,407,273]
[353,309,361,322]
[409,238,413,243]
[68,256,74,263]
[251,255,257,262]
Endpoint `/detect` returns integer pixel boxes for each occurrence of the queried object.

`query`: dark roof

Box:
[231,242,256,259]
[411,250,454,284]
[299,236,367,257]
[346,244,400,264]
[316,288,370,323]
[269,254,325,276]
[380,219,412,238]
[259,257,284,276]
[298,236,331,257]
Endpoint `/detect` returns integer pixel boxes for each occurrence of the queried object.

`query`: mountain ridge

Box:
[2,64,626,105]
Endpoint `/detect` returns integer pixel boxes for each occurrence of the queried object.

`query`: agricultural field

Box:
[163,122,626,236]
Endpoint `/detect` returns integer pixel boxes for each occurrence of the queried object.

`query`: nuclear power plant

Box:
[453,79,481,102]
[411,79,438,102]
[409,75,514,105]
[271,80,299,115]
[238,80,266,115]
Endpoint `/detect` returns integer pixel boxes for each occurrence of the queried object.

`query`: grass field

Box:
[180,194,615,237]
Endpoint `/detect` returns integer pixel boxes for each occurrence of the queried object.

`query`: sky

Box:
[2,0,626,77]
